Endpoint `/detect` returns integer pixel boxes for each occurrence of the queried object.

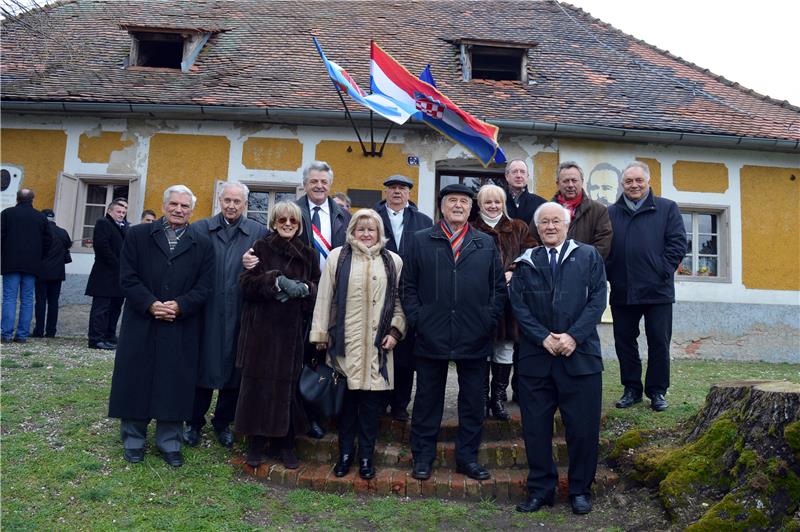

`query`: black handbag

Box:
[298,358,346,418]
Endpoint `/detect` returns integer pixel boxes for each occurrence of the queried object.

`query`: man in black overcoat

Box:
[401,184,506,482]
[183,182,267,450]
[510,202,607,515]
[85,199,128,349]
[108,185,214,467]
[374,174,433,422]
[31,209,72,338]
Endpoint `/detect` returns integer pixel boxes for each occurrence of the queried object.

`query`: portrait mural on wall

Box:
[586,162,622,206]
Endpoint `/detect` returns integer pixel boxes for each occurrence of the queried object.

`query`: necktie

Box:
[312,206,321,231]
[549,248,558,279]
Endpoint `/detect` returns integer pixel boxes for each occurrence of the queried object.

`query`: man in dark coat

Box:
[545,161,613,259]
[505,159,546,226]
[108,185,214,467]
[31,209,72,338]
[374,174,433,422]
[510,202,607,515]
[183,182,268,450]
[1,188,51,343]
[85,199,128,349]
[401,184,506,482]
[606,161,687,412]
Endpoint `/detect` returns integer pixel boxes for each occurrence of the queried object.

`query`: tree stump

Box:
[623,380,800,530]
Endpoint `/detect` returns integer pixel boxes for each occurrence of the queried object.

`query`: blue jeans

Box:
[2,273,36,340]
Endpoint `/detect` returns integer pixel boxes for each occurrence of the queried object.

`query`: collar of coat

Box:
[375,199,421,213]
[514,239,580,267]
[206,212,253,235]
[551,190,593,216]
[614,188,656,214]
[149,219,196,257]
[472,215,514,234]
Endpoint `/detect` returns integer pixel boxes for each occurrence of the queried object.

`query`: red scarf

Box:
[557,190,583,218]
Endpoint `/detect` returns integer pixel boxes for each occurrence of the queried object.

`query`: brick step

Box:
[296,434,571,468]
[235,456,619,503]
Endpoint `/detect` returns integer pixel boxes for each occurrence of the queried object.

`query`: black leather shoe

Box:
[88,341,115,350]
[516,492,555,513]
[123,448,144,464]
[215,427,234,449]
[183,426,201,447]
[306,420,325,439]
[391,408,410,423]
[570,493,593,514]
[456,462,491,481]
[411,461,432,480]
[281,448,300,469]
[615,388,643,409]
[334,453,353,477]
[161,450,184,467]
[650,393,669,412]
[359,458,375,480]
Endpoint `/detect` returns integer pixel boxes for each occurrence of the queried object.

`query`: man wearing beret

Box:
[400,184,506,481]
[374,175,433,422]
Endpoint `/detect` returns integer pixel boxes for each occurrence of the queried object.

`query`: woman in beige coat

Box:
[310,209,405,480]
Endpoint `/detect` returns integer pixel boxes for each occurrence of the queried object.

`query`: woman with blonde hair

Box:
[310,208,405,480]
[472,184,538,421]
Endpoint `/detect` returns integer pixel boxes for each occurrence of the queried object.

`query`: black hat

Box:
[439,183,474,201]
[383,175,414,188]
[42,209,55,220]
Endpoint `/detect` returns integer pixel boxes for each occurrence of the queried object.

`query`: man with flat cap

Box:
[401,183,506,481]
[375,175,433,422]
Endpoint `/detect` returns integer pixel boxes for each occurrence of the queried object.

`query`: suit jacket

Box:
[85,215,127,297]
[0,202,51,276]
[510,240,607,378]
[295,196,350,260]
[506,188,546,226]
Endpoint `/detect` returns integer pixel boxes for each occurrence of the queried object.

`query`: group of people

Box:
[1,155,686,516]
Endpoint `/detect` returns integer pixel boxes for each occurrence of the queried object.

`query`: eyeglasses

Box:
[537,219,564,227]
[277,217,299,225]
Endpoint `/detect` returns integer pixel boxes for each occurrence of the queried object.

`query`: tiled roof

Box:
[2,0,799,142]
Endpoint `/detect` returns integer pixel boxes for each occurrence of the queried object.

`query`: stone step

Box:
[235,456,619,503]
[296,434,571,468]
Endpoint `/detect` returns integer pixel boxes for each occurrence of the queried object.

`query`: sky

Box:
[563,0,799,105]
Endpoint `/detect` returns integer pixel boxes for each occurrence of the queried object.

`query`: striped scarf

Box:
[162,218,187,252]
[440,219,468,260]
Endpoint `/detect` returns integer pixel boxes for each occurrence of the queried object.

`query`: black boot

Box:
[246,435,267,467]
[489,362,512,421]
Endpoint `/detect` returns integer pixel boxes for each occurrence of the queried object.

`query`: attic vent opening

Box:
[123,26,213,72]
[458,39,537,83]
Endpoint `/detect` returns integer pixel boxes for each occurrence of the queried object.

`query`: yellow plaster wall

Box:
[636,157,662,197]
[78,131,133,163]
[146,133,230,220]
[672,160,728,193]
[242,137,303,171]
[0,128,67,210]
[314,141,420,205]
[533,151,559,199]
[740,165,800,291]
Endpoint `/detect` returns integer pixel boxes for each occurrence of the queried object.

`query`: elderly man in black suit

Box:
[510,202,607,515]
[108,185,214,467]
[85,199,128,350]
[401,183,506,482]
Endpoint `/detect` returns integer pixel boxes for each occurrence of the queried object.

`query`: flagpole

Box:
[370,110,375,154]
[334,88,369,156]
[377,122,394,157]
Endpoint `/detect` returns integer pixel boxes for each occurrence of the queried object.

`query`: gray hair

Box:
[163,185,197,209]
[476,184,508,217]
[268,201,303,236]
[302,161,334,185]
[533,201,571,226]
[504,158,528,176]
[622,161,651,181]
[218,181,250,200]
[333,191,351,209]
[557,161,584,181]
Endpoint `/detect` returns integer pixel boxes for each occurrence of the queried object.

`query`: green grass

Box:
[1,338,797,530]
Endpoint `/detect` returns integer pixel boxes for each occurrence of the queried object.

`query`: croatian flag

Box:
[313,38,412,125]
[370,41,507,167]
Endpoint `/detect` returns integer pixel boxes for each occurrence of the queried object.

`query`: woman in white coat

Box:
[310,209,405,480]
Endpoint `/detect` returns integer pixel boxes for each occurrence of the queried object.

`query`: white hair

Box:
[622,161,651,181]
[163,185,197,209]
[533,202,571,226]
[218,181,250,200]
[302,161,334,185]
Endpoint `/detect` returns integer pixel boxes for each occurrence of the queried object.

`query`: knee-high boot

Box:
[489,362,512,421]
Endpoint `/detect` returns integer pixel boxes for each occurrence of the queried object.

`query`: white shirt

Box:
[308,197,332,267]
[545,241,565,263]
[388,205,405,249]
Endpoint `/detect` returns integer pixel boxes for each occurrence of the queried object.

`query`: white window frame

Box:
[54,173,139,253]
[677,203,731,283]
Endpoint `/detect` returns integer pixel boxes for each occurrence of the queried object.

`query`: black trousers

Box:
[390,365,415,412]
[338,389,387,459]
[189,386,239,431]
[519,358,602,497]
[33,280,62,337]
[87,296,123,345]
[411,357,485,466]
[611,303,672,398]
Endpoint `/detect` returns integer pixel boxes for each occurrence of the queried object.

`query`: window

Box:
[123,26,212,72]
[53,173,139,253]
[458,39,536,82]
[347,189,381,209]
[677,206,730,281]
[247,188,297,226]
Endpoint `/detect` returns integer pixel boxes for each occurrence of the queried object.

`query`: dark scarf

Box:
[440,219,468,260]
[556,190,583,218]
[161,217,187,252]
[328,243,397,383]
